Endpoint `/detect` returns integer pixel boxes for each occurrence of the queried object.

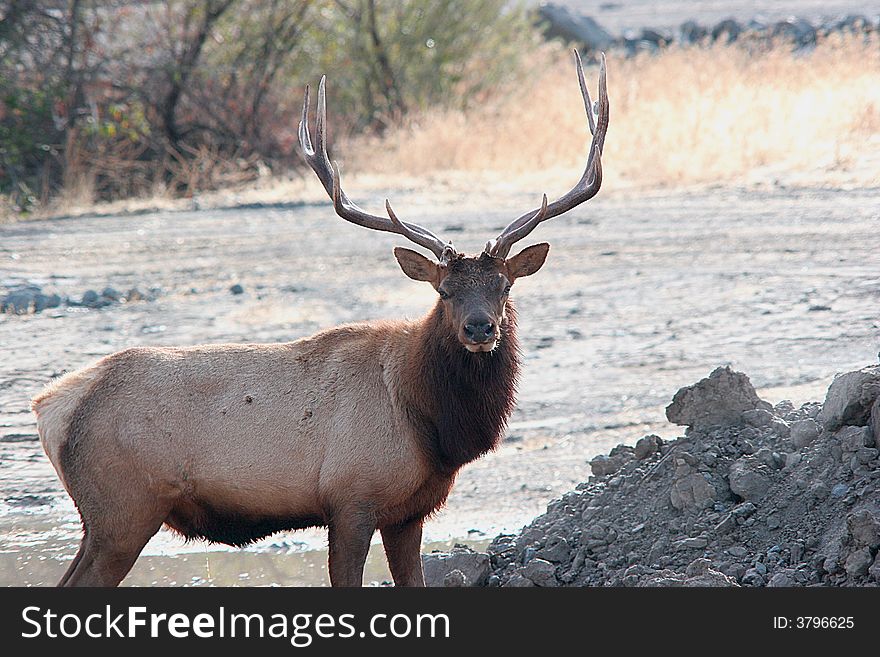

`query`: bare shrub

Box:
[1,0,534,215]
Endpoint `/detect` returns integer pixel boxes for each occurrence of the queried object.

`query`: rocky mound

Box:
[424,363,880,587]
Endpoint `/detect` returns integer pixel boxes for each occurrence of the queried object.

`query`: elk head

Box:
[299,50,609,353]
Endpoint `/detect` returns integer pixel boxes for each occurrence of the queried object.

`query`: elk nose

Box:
[464,320,495,343]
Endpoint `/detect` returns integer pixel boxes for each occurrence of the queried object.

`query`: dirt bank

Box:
[429,364,880,587]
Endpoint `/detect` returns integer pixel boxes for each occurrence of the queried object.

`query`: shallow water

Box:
[0,511,489,586]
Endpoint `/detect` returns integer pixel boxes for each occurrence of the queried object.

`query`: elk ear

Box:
[394,247,440,285]
[506,243,550,280]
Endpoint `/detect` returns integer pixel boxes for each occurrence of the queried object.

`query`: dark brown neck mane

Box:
[406,300,520,475]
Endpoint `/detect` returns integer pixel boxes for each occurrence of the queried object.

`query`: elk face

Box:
[300,51,607,350]
[394,244,550,352]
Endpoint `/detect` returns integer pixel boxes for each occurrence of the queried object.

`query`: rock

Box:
[855,448,878,464]
[830,14,872,34]
[771,18,817,47]
[823,552,842,575]
[422,545,490,587]
[677,559,739,586]
[639,27,671,47]
[846,509,880,549]
[731,502,757,518]
[817,366,880,430]
[741,568,765,587]
[774,400,795,417]
[229,283,245,295]
[790,419,819,448]
[442,569,468,587]
[37,293,61,312]
[502,574,534,587]
[621,564,654,586]
[714,514,736,534]
[844,547,872,578]
[101,287,122,301]
[678,20,707,45]
[666,366,772,431]
[830,483,849,498]
[870,397,880,445]
[745,18,769,34]
[521,558,558,587]
[673,536,708,550]
[126,287,145,301]
[809,482,830,500]
[535,3,614,51]
[589,454,627,477]
[728,546,748,558]
[683,570,738,587]
[638,569,687,587]
[711,18,742,43]
[670,472,716,511]
[728,456,772,503]
[754,447,782,470]
[1,290,35,314]
[836,425,870,452]
[78,289,114,308]
[622,35,660,56]
[869,554,880,582]
[634,434,662,460]
[0,285,59,315]
[684,558,712,578]
[536,538,571,563]
[638,569,712,586]
[767,570,798,587]
[743,409,774,428]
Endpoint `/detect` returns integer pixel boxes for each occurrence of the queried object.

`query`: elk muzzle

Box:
[461,315,500,352]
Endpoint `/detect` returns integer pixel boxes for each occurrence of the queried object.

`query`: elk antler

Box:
[485,50,609,260]
[299,77,454,261]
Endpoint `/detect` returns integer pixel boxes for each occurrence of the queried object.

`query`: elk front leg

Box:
[327,506,377,587]
[381,518,426,587]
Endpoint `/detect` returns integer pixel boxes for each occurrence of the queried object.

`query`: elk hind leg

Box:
[58,450,171,587]
[62,503,167,587]
[57,533,88,586]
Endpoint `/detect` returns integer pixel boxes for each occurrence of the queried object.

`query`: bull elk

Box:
[31,51,608,587]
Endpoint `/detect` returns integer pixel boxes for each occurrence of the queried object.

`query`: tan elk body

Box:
[31,51,609,587]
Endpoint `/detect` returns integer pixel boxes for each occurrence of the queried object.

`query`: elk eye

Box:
[438,289,450,300]
[503,284,512,295]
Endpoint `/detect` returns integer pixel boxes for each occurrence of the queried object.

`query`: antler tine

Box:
[298,78,451,260]
[385,198,453,259]
[489,194,549,254]
[575,49,596,136]
[488,50,609,260]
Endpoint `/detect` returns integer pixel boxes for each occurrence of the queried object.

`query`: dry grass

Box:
[344,35,880,191]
